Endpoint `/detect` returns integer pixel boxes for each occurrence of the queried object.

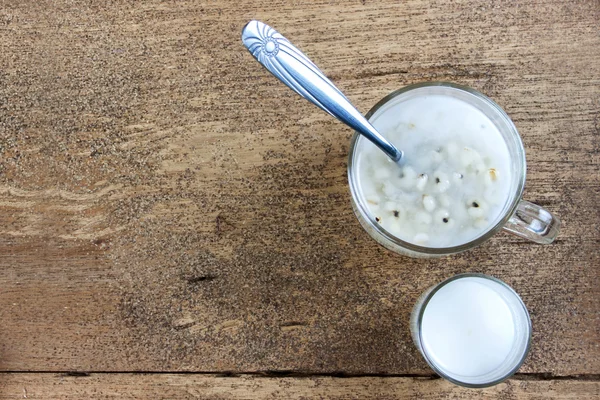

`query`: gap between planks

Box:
[0,372,598,382]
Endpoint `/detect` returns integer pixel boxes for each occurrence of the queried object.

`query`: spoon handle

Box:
[241,20,402,162]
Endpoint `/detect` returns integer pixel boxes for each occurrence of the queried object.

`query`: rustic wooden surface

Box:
[0,0,599,398]
[1,374,599,400]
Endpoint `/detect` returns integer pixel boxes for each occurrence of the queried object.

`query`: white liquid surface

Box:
[356,93,513,247]
[421,277,516,378]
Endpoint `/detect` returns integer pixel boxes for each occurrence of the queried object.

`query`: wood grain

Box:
[0,374,599,400]
[0,0,598,381]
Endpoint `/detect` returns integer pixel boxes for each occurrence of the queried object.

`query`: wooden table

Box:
[1,0,599,398]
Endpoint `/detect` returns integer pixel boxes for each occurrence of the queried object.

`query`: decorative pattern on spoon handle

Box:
[241,20,402,162]
[241,20,348,117]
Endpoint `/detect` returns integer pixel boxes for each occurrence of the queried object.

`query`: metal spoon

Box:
[241,20,403,162]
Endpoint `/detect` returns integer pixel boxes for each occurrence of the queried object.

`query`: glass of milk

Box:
[347,82,560,257]
[410,274,531,387]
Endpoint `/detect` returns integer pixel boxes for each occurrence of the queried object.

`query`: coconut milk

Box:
[413,275,531,386]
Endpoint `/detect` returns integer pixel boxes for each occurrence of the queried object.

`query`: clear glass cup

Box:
[347,82,561,258]
[410,273,532,388]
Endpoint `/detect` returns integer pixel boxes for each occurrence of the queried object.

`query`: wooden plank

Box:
[0,374,599,399]
[0,0,599,376]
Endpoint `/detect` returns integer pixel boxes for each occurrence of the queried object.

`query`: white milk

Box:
[420,277,516,378]
[356,94,512,247]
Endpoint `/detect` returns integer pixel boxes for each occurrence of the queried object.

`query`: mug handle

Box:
[502,200,560,244]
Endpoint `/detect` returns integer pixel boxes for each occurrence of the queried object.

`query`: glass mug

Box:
[347,82,560,258]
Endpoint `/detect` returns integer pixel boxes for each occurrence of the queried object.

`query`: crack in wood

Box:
[186,275,217,284]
